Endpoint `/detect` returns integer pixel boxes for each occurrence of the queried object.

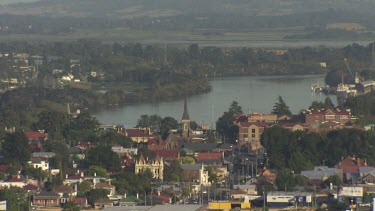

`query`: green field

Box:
[0,28,374,48]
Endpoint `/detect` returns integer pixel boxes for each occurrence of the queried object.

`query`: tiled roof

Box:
[342,166,360,174]
[196,152,223,161]
[67,175,82,180]
[55,184,72,193]
[35,191,59,197]
[281,122,309,127]
[25,131,47,140]
[305,108,350,115]
[239,122,270,127]
[6,177,24,183]
[153,150,179,160]
[23,184,38,191]
[126,128,152,137]
[182,143,219,152]
[231,188,247,195]
[181,164,202,171]
[335,156,367,172]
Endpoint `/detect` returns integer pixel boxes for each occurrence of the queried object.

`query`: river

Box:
[94,75,336,128]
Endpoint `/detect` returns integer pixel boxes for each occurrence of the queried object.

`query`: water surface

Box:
[95,75,336,128]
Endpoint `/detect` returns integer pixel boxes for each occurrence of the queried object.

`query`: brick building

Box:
[303,109,352,125]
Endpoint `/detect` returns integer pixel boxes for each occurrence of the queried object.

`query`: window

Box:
[243,134,248,138]
[252,134,256,138]
[340,115,348,119]
[326,115,334,119]
[252,129,256,133]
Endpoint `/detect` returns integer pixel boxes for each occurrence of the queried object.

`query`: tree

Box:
[85,189,109,207]
[160,117,178,139]
[85,146,121,172]
[324,97,334,108]
[310,97,335,110]
[0,187,28,211]
[32,111,69,134]
[70,112,100,130]
[164,160,183,182]
[44,140,70,171]
[86,166,108,178]
[98,131,133,147]
[180,156,196,164]
[275,170,296,191]
[63,202,80,211]
[272,96,292,116]
[2,132,31,164]
[136,114,162,132]
[322,175,343,188]
[216,101,243,143]
[78,180,93,193]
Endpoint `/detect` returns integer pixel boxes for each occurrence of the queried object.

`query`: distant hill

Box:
[1,0,375,37]
[1,0,375,18]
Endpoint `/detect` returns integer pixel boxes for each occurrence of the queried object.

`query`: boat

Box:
[311,83,324,93]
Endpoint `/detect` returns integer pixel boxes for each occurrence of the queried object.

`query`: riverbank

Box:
[95,74,337,127]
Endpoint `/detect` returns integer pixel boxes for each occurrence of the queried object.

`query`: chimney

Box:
[94,172,96,177]
[81,172,84,178]
[66,174,68,179]
[330,183,333,190]
[124,193,127,199]
[136,193,139,199]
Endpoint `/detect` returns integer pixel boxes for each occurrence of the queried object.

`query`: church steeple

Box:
[182,97,190,121]
[181,97,191,138]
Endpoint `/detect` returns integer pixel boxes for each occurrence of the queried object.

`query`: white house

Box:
[28,158,49,171]
[0,177,26,188]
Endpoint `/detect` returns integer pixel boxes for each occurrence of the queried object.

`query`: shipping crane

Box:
[344,58,362,84]
[343,58,353,77]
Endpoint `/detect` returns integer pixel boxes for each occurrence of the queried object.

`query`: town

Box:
[0,21,375,211]
[0,84,375,211]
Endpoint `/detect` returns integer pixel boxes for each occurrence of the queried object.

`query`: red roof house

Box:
[196,152,223,164]
[25,131,47,141]
[152,150,180,161]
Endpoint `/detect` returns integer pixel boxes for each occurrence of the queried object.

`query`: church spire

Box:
[182,96,190,120]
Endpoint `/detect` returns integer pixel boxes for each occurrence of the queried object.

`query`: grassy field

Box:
[0,28,374,48]
[0,28,297,44]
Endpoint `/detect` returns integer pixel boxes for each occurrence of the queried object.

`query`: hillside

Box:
[2,0,375,18]
[1,0,375,43]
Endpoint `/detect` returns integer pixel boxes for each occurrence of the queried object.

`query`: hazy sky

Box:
[0,0,39,5]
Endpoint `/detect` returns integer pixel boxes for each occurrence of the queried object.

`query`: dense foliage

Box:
[216,101,242,143]
[344,91,375,115]
[1,132,31,165]
[271,96,292,116]
[261,127,375,172]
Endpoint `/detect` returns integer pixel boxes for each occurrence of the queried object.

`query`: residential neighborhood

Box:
[0,91,374,211]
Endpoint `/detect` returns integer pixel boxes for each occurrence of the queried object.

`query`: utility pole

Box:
[263,187,266,211]
[201,184,203,205]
